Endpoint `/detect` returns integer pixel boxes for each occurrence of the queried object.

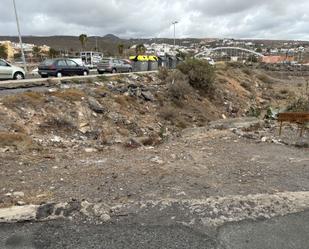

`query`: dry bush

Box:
[167,71,192,102]
[177,58,216,94]
[257,73,274,84]
[243,68,253,76]
[158,67,170,81]
[3,92,44,109]
[0,132,33,149]
[286,96,309,112]
[50,88,85,102]
[39,116,76,132]
[159,106,178,121]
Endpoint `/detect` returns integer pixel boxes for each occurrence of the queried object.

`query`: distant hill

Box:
[0,35,131,55]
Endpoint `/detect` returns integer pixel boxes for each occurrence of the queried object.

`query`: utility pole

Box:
[12,0,27,72]
[172,21,178,47]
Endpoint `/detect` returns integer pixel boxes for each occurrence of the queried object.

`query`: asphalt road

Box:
[1,211,309,249]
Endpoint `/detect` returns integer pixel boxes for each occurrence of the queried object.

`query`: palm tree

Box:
[79,34,88,50]
[135,44,146,55]
[118,43,124,56]
[0,44,8,59]
[32,46,41,58]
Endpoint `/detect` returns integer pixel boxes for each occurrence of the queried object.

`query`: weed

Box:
[50,88,85,102]
[2,92,44,109]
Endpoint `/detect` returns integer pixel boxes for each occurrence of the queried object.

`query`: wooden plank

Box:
[278,112,309,123]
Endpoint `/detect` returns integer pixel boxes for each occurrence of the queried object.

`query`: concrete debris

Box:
[209,117,264,130]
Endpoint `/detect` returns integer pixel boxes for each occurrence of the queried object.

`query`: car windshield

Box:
[42,59,54,66]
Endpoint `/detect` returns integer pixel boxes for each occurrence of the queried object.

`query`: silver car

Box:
[97,58,132,74]
[0,59,25,80]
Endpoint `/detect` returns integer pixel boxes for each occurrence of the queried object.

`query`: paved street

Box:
[1,210,309,249]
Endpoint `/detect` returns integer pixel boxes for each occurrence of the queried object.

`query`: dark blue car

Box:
[38,58,89,78]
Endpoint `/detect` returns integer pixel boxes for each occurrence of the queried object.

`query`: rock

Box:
[295,140,309,148]
[150,156,164,165]
[51,136,62,143]
[84,148,98,153]
[16,201,26,206]
[209,117,264,131]
[13,192,25,198]
[141,91,154,101]
[261,137,268,142]
[125,138,143,148]
[88,97,105,114]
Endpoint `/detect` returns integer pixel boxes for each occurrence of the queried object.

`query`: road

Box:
[1,210,308,249]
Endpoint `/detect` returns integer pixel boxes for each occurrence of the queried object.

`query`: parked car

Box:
[38,58,89,78]
[97,58,133,74]
[0,58,25,80]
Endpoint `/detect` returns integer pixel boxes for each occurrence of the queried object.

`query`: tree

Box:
[79,34,88,50]
[256,47,262,53]
[48,48,58,58]
[118,43,124,56]
[0,44,8,59]
[32,46,41,58]
[135,44,146,55]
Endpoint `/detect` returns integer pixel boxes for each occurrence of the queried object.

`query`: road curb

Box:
[1,191,309,225]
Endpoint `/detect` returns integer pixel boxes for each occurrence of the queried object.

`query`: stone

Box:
[141,91,154,101]
[13,192,25,198]
[88,97,105,114]
[209,117,264,130]
[84,148,98,153]
[150,156,164,165]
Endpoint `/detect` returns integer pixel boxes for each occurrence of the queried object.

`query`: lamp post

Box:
[172,21,178,47]
[12,0,27,72]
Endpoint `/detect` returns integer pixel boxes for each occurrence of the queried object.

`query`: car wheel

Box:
[56,72,62,78]
[41,75,48,78]
[112,68,117,74]
[128,68,132,73]
[98,70,104,75]
[13,72,25,80]
[83,70,88,76]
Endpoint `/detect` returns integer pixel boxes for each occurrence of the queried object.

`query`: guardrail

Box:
[0,71,158,90]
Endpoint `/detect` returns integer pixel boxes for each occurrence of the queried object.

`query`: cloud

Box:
[1,0,309,40]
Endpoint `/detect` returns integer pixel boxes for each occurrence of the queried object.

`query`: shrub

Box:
[50,88,85,102]
[166,71,191,101]
[158,67,170,81]
[177,58,215,94]
[286,96,309,112]
[257,73,274,84]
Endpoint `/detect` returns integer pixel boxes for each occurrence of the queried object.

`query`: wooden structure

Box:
[278,112,309,137]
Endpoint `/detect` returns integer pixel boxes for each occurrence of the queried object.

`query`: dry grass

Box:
[39,116,76,132]
[50,88,85,102]
[2,92,44,109]
[257,73,275,84]
[0,132,33,149]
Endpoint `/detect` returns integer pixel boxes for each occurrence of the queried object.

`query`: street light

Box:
[172,21,178,47]
[12,0,27,72]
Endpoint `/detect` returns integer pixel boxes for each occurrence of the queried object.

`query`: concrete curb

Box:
[1,191,309,225]
[0,71,158,89]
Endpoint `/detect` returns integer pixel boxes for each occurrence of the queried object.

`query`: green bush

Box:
[177,58,215,94]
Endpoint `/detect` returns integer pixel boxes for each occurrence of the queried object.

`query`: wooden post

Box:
[279,121,283,136]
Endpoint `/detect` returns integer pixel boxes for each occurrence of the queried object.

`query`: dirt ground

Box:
[0,65,308,208]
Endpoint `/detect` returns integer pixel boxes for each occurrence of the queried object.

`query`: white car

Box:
[0,59,25,80]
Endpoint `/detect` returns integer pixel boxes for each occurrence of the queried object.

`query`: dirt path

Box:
[1,127,308,208]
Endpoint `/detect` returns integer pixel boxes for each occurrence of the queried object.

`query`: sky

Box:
[1,0,309,40]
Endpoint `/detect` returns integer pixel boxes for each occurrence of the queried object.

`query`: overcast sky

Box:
[1,0,309,40]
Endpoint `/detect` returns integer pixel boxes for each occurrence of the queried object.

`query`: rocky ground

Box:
[0,65,308,248]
